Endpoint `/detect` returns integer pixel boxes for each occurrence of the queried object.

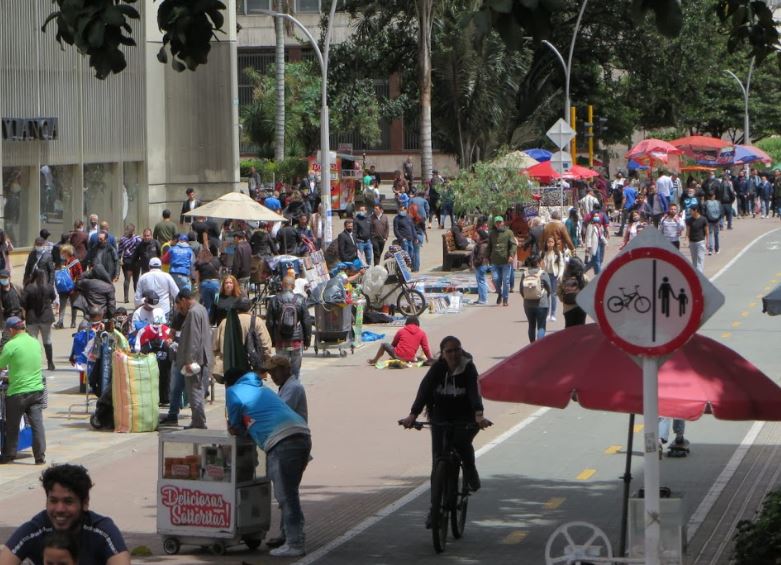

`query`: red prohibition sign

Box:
[594,247,704,357]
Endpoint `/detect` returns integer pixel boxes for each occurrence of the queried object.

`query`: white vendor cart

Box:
[157,429,271,556]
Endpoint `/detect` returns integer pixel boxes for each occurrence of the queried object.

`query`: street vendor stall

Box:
[157,429,271,556]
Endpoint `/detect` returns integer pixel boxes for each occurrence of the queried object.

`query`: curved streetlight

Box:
[256,0,338,244]
[724,57,755,146]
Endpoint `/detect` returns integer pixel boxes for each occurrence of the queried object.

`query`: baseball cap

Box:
[149,257,162,268]
[5,316,24,330]
[143,290,160,305]
[494,215,504,223]
[178,234,188,241]
[260,355,291,373]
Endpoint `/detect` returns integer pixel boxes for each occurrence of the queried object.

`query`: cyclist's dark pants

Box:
[430,422,478,490]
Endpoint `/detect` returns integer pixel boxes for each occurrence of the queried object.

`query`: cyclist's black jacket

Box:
[410,353,484,422]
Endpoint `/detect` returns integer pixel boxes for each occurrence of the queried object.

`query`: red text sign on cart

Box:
[160,484,233,529]
[577,227,724,358]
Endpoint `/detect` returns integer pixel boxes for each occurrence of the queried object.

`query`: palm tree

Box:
[415,0,434,182]
[274,0,288,161]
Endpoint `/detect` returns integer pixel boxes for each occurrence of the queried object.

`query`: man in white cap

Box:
[134,257,179,318]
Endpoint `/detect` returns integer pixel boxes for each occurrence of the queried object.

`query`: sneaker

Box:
[266,537,286,549]
[464,466,481,491]
[35,458,46,465]
[0,456,15,464]
[184,424,207,430]
[496,295,502,305]
[476,300,487,305]
[550,315,557,322]
[53,321,64,330]
[269,544,305,557]
[159,415,178,425]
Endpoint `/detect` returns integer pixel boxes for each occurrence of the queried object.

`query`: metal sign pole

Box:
[642,356,661,565]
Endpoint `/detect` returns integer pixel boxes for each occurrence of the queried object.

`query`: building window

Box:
[247,0,272,13]
[296,0,320,13]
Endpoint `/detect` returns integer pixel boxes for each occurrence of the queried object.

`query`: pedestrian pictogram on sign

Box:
[594,247,704,357]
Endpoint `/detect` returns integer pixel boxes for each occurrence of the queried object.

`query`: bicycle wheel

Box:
[606,296,625,313]
[634,295,651,314]
[397,288,426,317]
[431,460,450,553]
[451,466,469,539]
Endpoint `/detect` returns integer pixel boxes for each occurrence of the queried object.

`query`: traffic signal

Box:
[595,116,608,137]
[577,118,593,139]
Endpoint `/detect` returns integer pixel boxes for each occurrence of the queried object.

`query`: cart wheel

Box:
[209,541,226,556]
[89,414,101,429]
[340,349,347,357]
[162,537,180,555]
[243,536,262,550]
[314,346,318,355]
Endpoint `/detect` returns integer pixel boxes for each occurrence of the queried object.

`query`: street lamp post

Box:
[725,57,755,146]
[258,0,338,244]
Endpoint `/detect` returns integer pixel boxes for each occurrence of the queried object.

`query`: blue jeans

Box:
[171,272,191,292]
[199,279,220,318]
[167,365,185,418]
[475,265,491,303]
[356,240,373,266]
[722,203,734,228]
[523,303,548,342]
[658,418,685,443]
[760,198,770,216]
[492,264,512,301]
[707,221,720,253]
[411,233,424,272]
[401,239,414,265]
[267,434,312,551]
[584,241,604,275]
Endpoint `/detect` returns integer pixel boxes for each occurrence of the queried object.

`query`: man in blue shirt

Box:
[225,369,311,558]
[263,192,282,212]
[616,181,637,237]
[0,464,129,565]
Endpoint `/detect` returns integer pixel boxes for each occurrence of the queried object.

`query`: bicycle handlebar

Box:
[398,420,479,431]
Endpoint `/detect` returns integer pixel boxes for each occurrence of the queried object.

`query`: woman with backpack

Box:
[118,224,142,303]
[558,256,589,327]
[53,244,82,329]
[519,253,552,343]
[21,269,58,370]
[542,236,566,323]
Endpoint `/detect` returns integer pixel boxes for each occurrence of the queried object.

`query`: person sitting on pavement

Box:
[367,316,434,366]
[399,336,492,526]
[224,367,312,558]
[0,317,46,465]
[0,463,130,565]
[133,257,179,319]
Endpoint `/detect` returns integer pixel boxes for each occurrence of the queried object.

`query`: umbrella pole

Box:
[642,357,661,565]
[618,412,635,557]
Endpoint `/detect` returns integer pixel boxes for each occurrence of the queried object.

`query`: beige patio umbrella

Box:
[183,191,286,222]
[491,150,539,170]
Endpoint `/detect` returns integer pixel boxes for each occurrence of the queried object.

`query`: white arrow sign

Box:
[546,118,576,150]
[549,150,573,174]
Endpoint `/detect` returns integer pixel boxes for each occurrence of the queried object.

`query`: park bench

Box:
[441,225,476,271]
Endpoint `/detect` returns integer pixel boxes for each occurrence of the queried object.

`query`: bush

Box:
[732,488,781,564]
[754,137,781,166]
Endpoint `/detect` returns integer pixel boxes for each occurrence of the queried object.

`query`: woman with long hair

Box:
[53,244,83,329]
[542,236,566,322]
[21,269,58,370]
[210,274,246,326]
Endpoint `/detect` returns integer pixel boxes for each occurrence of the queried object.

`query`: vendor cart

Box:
[313,302,354,357]
[157,429,271,556]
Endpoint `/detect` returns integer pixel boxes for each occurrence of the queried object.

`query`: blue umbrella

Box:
[523,148,552,162]
[627,159,648,171]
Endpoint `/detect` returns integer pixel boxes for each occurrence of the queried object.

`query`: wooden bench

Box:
[442,225,476,271]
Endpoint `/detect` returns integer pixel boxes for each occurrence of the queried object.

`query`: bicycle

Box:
[362,275,426,317]
[606,285,651,314]
[400,420,476,553]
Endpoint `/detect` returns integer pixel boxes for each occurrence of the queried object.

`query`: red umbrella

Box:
[480,324,781,421]
[568,164,599,179]
[670,135,730,153]
[625,138,682,165]
[526,162,599,182]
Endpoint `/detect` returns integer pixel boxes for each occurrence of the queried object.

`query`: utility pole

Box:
[587,105,594,167]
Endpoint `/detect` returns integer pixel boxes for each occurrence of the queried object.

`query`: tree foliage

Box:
[241,61,383,158]
[42,0,226,79]
[450,161,531,217]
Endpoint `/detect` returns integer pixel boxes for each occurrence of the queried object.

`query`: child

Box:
[43,531,79,565]
[367,316,434,366]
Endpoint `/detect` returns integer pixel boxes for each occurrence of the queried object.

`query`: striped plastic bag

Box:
[112,349,159,433]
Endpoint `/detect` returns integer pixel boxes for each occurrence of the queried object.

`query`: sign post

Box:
[546,119,576,215]
[577,228,724,563]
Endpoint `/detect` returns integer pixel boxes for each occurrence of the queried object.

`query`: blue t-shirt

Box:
[263,196,282,211]
[623,186,637,209]
[5,510,127,565]
[226,372,310,452]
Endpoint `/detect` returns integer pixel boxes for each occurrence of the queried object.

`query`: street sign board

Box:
[550,150,573,174]
[577,227,725,357]
[546,118,576,149]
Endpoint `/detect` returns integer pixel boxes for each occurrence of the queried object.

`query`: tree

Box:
[42,0,227,79]
[274,1,288,161]
[450,161,531,217]
[416,0,435,182]
[241,61,382,158]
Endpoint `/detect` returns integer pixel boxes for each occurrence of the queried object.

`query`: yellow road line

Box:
[749,302,757,308]
[634,423,644,433]
[605,445,623,454]
[544,497,566,510]
[576,469,596,481]
[721,332,732,339]
[764,287,771,292]
[740,311,749,317]
[501,530,528,544]
[731,321,742,328]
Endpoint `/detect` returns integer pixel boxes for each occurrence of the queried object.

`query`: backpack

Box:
[705,200,722,223]
[521,270,544,300]
[278,299,299,339]
[55,267,75,294]
[561,276,580,305]
[246,309,265,371]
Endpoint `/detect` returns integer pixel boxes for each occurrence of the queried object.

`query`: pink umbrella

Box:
[669,135,730,153]
[525,162,599,182]
[625,139,682,165]
[480,324,781,421]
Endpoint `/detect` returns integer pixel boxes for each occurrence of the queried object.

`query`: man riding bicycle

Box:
[400,336,492,522]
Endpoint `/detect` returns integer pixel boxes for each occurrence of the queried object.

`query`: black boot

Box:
[44,344,56,371]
